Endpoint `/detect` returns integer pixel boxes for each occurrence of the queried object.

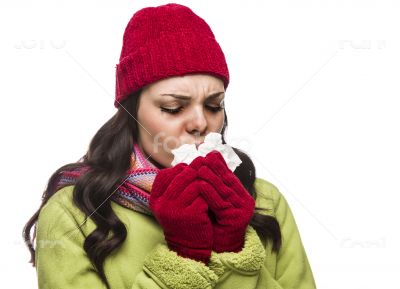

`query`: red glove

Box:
[197,150,255,253]
[150,161,213,264]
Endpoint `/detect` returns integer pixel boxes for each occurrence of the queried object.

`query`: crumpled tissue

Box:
[170,132,242,172]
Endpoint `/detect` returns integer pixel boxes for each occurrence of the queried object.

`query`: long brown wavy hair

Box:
[23,89,282,289]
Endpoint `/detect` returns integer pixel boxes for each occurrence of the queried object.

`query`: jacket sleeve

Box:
[137,244,220,289]
[35,199,111,289]
[256,180,317,288]
[205,179,317,289]
[35,197,220,289]
[136,225,265,289]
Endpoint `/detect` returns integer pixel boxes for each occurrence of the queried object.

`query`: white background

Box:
[1,0,399,288]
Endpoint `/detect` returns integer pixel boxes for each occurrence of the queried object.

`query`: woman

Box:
[23,3,317,289]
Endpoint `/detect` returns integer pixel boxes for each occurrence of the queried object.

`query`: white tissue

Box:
[170,132,242,172]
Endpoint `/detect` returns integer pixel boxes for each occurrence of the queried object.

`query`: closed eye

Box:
[160,105,224,114]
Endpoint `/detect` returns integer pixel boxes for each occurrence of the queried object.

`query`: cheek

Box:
[208,111,225,132]
[137,106,182,155]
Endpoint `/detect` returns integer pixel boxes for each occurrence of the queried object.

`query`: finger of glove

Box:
[188,155,205,171]
[219,171,256,207]
[203,150,232,179]
[187,193,210,219]
[198,166,245,208]
[157,184,206,225]
[150,163,187,200]
[164,166,198,200]
[203,152,253,202]
[178,180,205,208]
[197,179,233,215]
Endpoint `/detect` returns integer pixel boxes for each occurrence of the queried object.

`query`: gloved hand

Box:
[197,150,255,253]
[149,160,213,264]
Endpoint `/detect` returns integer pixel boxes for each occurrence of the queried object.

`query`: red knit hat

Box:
[114,3,230,108]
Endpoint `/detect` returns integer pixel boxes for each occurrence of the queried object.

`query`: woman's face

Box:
[136,73,225,168]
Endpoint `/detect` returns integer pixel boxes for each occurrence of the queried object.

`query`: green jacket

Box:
[35,178,317,289]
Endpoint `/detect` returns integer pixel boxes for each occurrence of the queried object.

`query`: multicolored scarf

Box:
[53,143,160,216]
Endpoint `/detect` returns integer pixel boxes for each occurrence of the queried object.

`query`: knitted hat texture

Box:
[115,3,230,107]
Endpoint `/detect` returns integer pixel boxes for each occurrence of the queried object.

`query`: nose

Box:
[186,107,207,137]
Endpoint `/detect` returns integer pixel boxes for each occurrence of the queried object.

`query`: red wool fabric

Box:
[114,3,230,107]
[149,160,213,265]
[197,151,256,253]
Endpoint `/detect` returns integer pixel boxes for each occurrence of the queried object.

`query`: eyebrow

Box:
[160,91,225,100]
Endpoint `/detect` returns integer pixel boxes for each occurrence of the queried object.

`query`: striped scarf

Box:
[53,143,160,215]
